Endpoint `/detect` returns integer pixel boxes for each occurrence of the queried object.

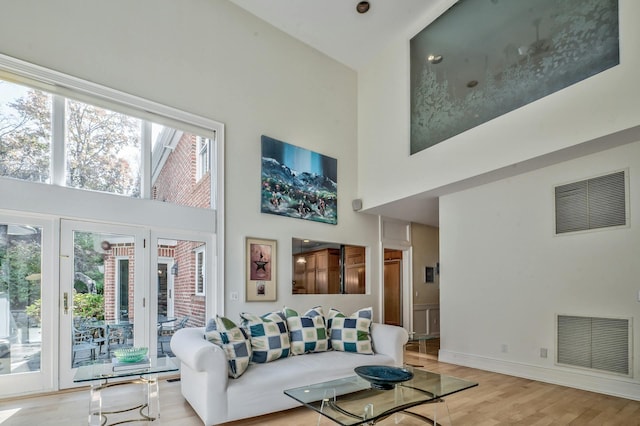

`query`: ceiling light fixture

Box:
[356,1,370,14]
[427,54,443,64]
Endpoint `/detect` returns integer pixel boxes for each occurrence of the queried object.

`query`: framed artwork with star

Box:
[245,237,277,301]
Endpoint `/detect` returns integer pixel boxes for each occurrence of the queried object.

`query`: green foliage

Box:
[65,99,140,195]
[73,232,104,295]
[0,227,42,309]
[0,83,140,195]
[0,87,51,182]
[73,292,104,320]
[25,298,41,325]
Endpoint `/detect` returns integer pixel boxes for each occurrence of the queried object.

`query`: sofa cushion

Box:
[286,314,329,355]
[304,305,326,320]
[240,311,290,363]
[329,316,373,354]
[326,307,372,351]
[225,348,396,422]
[204,316,252,378]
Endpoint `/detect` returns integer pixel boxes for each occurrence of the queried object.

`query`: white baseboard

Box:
[439,350,640,401]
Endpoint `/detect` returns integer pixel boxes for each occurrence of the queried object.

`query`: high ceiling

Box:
[228,0,449,226]
[228,0,444,71]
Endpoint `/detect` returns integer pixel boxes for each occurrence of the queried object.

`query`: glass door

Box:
[59,220,148,388]
[157,258,175,320]
[0,214,55,398]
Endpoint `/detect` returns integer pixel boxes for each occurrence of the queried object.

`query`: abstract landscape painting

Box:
[261,135,337,225]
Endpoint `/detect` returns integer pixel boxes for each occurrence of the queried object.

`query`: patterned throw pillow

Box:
[204,316,252,378]
[329,316,373,354]
[304,305,326,321]
[327,307,373,354]
[240,311,290,363]
[286,314,329,355]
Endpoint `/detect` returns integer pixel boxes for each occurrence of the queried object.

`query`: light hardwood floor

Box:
[1,350,639,425]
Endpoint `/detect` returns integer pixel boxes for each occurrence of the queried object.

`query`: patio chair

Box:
[106,326,131,358]
[158,315,189,355]
[72,326,98,365]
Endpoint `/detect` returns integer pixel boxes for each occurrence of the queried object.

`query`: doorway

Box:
[383,249,403,326]
[59,220,147,388]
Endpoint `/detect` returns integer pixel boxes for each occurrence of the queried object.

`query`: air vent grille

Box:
[557,315,631,376]
[555,171,626,234]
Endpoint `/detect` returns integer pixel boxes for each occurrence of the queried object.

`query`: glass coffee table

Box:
[284,367,477,425]
[74,355,178,425]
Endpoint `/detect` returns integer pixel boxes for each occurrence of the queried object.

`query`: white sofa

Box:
[170,323,408,425]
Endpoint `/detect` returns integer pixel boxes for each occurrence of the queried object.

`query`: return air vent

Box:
[557,315,631,376]
[555,171,627,234]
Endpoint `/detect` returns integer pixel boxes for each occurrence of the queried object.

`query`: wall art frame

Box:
[410,0,619,154]
[261,135,338,225]
[245,237,277,301]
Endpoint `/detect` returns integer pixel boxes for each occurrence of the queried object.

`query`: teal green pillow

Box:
[286,314,328,355]
[240,311,290,363]
[204,315,252,378]
[329,316,373,354]
[326,307,372,350]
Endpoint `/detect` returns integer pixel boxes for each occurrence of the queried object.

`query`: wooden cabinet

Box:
[344,245,365,294]
[292,248,340,294]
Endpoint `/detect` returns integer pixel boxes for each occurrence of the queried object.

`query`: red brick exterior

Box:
[102,132,211,328]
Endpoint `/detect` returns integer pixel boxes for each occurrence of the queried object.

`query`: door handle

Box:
[63,292,69,315]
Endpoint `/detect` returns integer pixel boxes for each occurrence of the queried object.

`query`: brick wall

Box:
[101,132,209,328]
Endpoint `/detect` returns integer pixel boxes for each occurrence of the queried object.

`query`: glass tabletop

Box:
[73,355,178,383]
[284,367,477,426]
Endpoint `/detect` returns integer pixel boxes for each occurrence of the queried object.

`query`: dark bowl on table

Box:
[354,365,414,390]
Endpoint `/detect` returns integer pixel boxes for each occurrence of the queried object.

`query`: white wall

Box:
[357,0,640,211]
[0,0,380,321]
[440,141,640,400]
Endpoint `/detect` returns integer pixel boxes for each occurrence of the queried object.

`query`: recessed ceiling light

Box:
[356,1,370,14]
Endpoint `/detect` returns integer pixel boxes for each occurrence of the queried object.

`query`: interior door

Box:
[383,249,403,327]
[59,220,148,389]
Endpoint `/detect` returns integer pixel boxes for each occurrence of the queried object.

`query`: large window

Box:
[0,78,215,209]
[0,82,51,183]
[0,55,223,397]
[65,99,141,196]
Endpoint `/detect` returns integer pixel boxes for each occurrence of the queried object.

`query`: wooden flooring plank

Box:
[0,350,639,425]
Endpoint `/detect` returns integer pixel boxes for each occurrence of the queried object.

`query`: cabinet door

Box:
[344,246,365,294]
[344,265,365,294]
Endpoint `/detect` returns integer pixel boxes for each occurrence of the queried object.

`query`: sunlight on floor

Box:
[0,408,21,424]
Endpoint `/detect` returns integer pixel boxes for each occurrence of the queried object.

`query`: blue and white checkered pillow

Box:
[205,316,252,378]
[326,307,372,350]
[240,311,290,363]
[329,316,373,354]
[286,314,328,355]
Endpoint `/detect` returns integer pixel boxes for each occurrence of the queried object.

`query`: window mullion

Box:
[51,95,66,186]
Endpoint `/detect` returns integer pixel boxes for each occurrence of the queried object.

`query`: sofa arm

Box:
[171,328,228,379]
[370,323,408,366]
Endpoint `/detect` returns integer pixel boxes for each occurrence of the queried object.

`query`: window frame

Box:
[0,52,226,321]
[194,246,206,296]
[196,136,211,182]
